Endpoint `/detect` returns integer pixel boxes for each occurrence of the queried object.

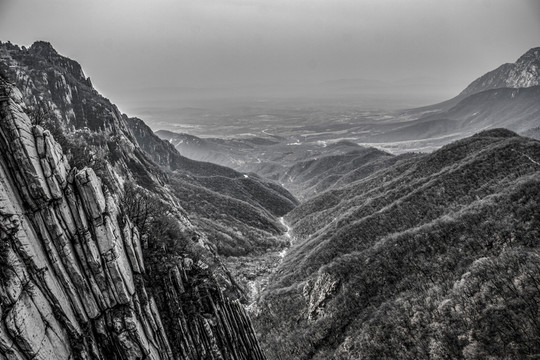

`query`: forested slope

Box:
[255,129,540,359]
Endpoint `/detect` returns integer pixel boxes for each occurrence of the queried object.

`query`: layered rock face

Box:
[459,47,540,97]
[0,80,265,358]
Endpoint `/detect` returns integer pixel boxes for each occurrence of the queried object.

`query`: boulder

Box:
[75,168,106,221]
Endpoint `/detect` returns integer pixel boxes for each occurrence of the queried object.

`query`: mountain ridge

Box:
[460,47,540,97]
[255,128,540,359]
[2,39,539,360]
[0,40,286,359]
[0,40,297,256]
[399,46,540,116]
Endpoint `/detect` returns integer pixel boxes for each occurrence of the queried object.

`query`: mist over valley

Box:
[1,1,540,359]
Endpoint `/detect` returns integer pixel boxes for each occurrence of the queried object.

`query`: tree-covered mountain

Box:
[274,144,398,200]
[254,129,540,359]
[127,116,297,255]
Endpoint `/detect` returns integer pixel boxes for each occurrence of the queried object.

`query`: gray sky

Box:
[1,0,539,113]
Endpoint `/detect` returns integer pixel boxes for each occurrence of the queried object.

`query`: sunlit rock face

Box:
[460,47,540,97]
[0,44,267,359]
[1,83,167,359]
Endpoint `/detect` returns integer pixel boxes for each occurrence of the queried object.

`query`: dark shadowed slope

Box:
[255,129,540,360]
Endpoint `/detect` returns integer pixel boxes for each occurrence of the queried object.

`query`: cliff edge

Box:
[0,65,265,359]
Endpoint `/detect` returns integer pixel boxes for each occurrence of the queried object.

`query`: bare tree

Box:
[25,100,54,126]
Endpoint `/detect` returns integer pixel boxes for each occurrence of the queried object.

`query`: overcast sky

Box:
[1,0,539,112]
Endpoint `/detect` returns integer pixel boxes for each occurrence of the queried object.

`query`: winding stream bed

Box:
[278,216,292,259]
[224,216,295,308]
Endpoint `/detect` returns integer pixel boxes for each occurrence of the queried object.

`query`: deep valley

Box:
[0,39,539,360]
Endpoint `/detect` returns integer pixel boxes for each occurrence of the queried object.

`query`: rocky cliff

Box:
[0,44,267,359]
[0,40,297,257]
[460,47,540,97]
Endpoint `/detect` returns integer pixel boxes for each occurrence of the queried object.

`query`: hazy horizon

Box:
[1,0,539,129]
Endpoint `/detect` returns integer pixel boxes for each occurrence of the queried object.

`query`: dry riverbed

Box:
[224,217,293,306]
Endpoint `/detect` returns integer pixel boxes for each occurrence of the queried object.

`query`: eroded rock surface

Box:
[0,80,266,359]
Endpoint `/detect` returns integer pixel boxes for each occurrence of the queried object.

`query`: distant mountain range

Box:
[249,47,540,359]
[0,40,297,257]
[384,85,540,141]
[156,46,540,199]
[383,47,540,141]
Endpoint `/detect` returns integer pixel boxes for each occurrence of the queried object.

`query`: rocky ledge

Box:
[0,80,266,359]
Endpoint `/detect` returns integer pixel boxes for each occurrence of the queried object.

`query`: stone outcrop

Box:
[0,80,266,359]
[303,271,341,321]
[459,47,540,97]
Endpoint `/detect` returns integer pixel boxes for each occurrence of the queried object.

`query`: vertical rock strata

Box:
[0,84,266,358]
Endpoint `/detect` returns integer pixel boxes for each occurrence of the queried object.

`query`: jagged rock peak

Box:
[459,46,540,97]
[29,40,59,56]
[0,41,122,131]
[516,47,540,63]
